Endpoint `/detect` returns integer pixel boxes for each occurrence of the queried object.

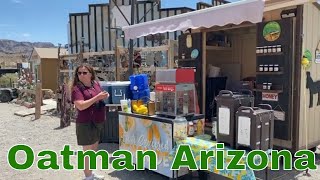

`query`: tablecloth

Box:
[169,136,271,180]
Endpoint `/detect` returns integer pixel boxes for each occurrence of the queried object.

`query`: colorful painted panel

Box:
[119,114,189,178]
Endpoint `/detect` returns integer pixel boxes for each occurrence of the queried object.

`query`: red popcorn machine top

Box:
[155,69,197,118]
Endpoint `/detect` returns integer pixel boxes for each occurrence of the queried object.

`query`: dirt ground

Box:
[0,102,320,180]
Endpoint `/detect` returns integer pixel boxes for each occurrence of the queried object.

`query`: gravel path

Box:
[0,102,319,180]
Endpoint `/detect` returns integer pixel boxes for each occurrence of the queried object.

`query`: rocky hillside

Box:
[0,39,55,54]
[0,39,56,67]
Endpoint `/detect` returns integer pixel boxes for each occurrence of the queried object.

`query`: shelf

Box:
[178,58,195,62]
[256,71,283,75]
[119,67,168,72]
[256,52,283,56]
[60,70,72,73]
[206,46,232,51]
[94,67,116,71]
[105,104,121,107]
[253,89,283,93]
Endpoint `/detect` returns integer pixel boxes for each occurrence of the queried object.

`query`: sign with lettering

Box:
[155,84,176,92]
[118,115,188,178]
[262,92,279,101]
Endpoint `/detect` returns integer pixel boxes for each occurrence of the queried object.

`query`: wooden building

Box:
[29,48,67,92]
[67,0,228,54]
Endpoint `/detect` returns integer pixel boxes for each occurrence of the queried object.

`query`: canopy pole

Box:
[202,32,207,116]
[128,0,136,75]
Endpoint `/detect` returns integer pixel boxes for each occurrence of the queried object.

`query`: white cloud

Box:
[22,33,31,38]
[11,0,22,4]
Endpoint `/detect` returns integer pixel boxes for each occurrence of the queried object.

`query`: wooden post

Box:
[116,47,121,81]
[202,32,207,116]
[167,40,176,69]
[128,0,136,76]
[115,19,121,81]
[35,81,42,120]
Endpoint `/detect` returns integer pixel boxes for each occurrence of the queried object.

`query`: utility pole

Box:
[128,0,136,75]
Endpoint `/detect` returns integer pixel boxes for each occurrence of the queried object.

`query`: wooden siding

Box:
[299,2,320,149]
[40,58,59,92]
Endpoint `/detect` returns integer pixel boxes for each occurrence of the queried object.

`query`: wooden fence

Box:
[56,40,178,127]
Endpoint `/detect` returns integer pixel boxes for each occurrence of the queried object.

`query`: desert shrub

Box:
[0,73,18,88]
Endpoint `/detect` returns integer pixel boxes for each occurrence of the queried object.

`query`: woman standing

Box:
[71,64,109,180]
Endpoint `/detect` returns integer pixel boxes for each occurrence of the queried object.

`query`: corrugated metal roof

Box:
[34,47,67,59]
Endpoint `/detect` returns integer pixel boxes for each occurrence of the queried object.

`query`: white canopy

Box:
[122,0,265,40]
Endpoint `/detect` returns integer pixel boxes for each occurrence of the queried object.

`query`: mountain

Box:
[0,39,56,67]
[0,39,55,54]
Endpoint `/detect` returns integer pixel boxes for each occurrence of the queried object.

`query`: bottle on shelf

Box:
[263,83,268,90]
[259,65,264,72]
[276,45,282,52]
[272,46,277,53]
[269,64,274,72]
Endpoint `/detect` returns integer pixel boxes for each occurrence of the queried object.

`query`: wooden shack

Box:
[122,0,320,152]
[29,48,67,92]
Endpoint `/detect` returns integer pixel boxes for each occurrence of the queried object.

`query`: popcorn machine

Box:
[155,69,197,118]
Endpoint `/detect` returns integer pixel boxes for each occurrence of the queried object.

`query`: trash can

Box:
[236,104,274,151]
[100,106,121,143]
[215,90,254,148]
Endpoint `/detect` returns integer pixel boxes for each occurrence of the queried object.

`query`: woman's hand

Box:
[96,91,109,100]
[74,91,109,111]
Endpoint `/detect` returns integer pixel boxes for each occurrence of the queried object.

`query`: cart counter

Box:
[118,112,205,179]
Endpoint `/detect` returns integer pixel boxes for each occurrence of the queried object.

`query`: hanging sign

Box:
[302,50,312,69]
[262,92,279,101]
[315,41,320,63]
[191,49,199,59]
[186,34,192,48]
[263,21,281,42]
[316,50,320,63]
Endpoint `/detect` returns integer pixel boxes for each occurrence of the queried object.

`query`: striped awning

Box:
[122,0,265,40]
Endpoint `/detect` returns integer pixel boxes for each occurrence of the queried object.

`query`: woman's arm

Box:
[72,86,108,111]
[72,86,99,111]
[74,96,100,111]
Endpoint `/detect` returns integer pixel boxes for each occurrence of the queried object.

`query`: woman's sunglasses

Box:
[77,71,89,75]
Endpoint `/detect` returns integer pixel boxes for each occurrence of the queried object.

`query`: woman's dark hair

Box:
[72,64,96,87]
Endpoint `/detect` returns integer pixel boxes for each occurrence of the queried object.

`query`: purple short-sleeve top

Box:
[71,81,106,124]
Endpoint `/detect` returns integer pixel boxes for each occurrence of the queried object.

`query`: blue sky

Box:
[0,0,239,46]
